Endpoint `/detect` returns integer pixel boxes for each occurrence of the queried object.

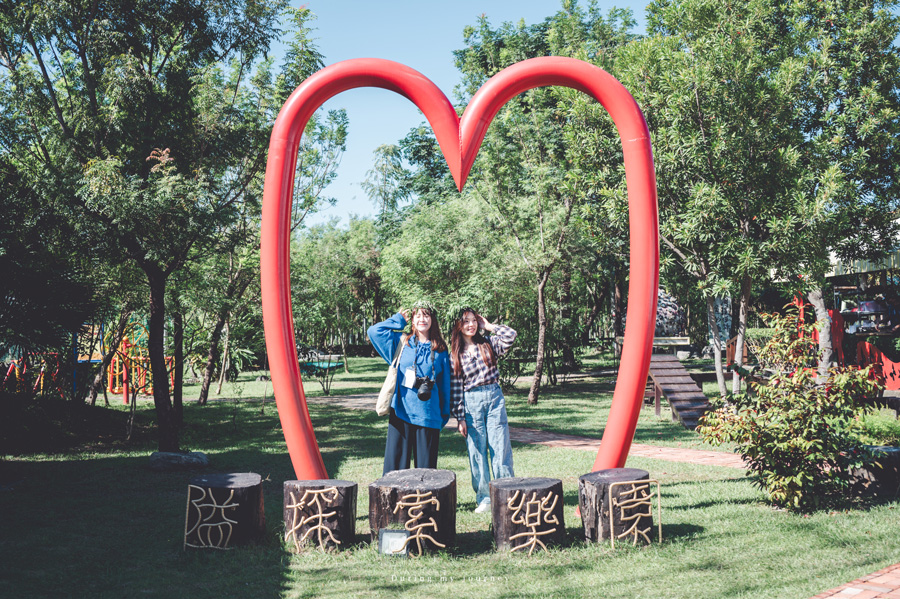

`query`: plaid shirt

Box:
[450,325,517,420]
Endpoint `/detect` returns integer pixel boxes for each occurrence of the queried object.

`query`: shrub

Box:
[744,327,774,364]
[853,409,900,447]
[698,306,882,511]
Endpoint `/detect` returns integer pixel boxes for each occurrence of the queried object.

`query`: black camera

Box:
[414,376,434,401]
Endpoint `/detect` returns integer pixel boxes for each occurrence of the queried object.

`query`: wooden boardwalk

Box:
[647,354,712,429]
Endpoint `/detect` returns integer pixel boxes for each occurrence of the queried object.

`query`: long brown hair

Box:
[406,307,447,353]
[450,309,496,377]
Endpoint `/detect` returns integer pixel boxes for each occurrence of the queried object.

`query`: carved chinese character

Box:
[506,490,559,555]
[285,487,341,551]
[609,480,661,548]
[392,490,446,556]
[184,486,239,549]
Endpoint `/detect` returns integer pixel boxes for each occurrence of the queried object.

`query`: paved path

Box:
[507,426,747,468]
[310,392,896,598]
[810,563,900,598]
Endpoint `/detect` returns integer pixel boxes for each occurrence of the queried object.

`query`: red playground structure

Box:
[105,323,174,404]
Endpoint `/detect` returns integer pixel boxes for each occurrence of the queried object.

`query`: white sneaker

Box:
[474,499,491,514]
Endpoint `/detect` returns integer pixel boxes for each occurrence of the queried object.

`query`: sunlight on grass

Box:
[2,357,896,598]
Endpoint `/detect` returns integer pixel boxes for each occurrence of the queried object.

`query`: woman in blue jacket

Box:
[367,302,451,475]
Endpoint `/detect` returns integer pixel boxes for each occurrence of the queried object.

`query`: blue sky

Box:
[292,1,648,226]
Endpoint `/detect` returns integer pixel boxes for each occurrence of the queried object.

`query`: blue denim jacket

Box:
[368,312,451,429]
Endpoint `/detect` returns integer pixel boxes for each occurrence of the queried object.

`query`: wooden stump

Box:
[579,468,658,546]
[184,472,264,549]
[369,468,455,555]
[283,480,357,551]
[489,477,565,554]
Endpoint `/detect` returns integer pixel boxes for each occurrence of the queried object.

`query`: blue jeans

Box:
[464,382,514,504]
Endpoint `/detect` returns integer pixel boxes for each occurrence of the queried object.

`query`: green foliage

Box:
[360,144,411,224]
[852,408,900,447]
[744,327,775,362]
[379,195,524,318]
[698,307,882,510]
[0,158,94,356]
[291,218,378,349]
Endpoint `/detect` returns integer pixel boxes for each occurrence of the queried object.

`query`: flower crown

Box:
[410,300,436,315]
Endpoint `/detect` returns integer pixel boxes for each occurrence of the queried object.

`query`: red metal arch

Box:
[261,57,658,479]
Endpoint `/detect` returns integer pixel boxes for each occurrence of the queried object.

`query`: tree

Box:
[379,194,528,317]
[188,9,347,405]
[782,0,900,380]
[0,0,287,450]
[290,220,374,359]
[343,217,386,331]
[0,155,93,360]
[454,4,637,404]
[612,0,811,394]
[609,0,900,393]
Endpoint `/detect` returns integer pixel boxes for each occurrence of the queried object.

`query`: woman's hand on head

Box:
[400,308,411,322]
[477,314,495,332]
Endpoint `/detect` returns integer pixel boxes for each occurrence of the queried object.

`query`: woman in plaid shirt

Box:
[450,308,517,513]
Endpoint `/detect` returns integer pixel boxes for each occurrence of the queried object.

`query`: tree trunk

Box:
[490,477,565,553]
[172,309,184,427]
[729,289,741,341]
[706,296,728,397]
[581,293,603,346]
[89,311,130,406]
[808,287,833,385]
[340,332,350,374]
[216,320,230,395]
[559,265,577,371]
[198,312,227,405]
[147,267,178,452]
[613,270,626,358]
[283,479,357,551]
[730,274,752,395]
[578,468,654,545]
[186,473,265,549]
[368,468,456,555]
[528,272,551,406]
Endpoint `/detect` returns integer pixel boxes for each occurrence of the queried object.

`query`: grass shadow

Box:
[0,452,290,599]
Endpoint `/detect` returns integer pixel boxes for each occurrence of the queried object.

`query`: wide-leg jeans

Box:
[464,382,514,504]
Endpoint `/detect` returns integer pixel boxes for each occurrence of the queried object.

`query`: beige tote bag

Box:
[375,339,405,416]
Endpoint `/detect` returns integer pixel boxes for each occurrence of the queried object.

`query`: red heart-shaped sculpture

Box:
[261,57,658,480]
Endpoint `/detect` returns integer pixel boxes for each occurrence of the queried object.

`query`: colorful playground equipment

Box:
[2,358,27,394]
[31,353,61,396]
[2,353,63,397]
[3,320,177,401]
[105,322,174,404]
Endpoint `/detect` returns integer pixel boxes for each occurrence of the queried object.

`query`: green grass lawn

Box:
[1,357,898,598]
[184,354,725,451]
